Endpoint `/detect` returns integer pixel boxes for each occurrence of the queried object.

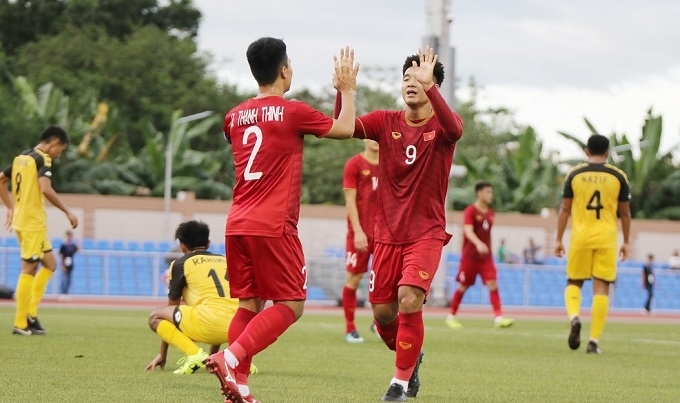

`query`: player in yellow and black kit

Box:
[554,134,631,354]
[0,126,79,336]
[145,220,259,375]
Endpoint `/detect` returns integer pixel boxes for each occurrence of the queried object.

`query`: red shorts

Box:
[226,234,307,301]
[345,234,373,274]
[456,258,497,287]
[368,239,444,304]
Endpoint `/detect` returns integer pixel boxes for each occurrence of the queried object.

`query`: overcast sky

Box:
[192,0,679,159]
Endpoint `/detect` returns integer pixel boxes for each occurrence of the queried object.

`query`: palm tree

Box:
[558,110,680,219]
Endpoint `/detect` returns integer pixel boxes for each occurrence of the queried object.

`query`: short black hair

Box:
[246,37,288,86]
[475,180,492,193]
[402,55,445,85]
[40,125,69,144]
[586,134,609,156]
[174,220,210,250]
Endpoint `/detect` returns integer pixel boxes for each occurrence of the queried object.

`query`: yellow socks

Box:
[14,273,33,328]
[590,295,609,342]
[28,268,53,318]
[564,284,582,319]
[157,320,199,356]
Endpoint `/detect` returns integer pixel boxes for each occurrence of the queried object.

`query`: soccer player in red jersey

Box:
[337,46,463,401]
[445,181,514,330]
[341,139,379,343]
[205,37,359,403]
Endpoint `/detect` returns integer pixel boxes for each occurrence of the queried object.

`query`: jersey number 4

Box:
[586,190,603,219]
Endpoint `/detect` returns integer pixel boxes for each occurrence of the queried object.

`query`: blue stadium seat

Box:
[307,286,326,300]
[5,237,19,247]
[158,241,172,252]
[127,241,141,251]
[111,240,125,250]
[95,240,111,250]
[82,238,96,250]
[142,241,157,252]
[323,246,344,258]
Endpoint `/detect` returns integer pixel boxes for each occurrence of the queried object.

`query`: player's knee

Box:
[148,311,162,330]
[397,287,425,313]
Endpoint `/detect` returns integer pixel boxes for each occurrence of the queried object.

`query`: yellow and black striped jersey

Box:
[168,250,238,322]
[562,162,631,249]
[1,148,52,231]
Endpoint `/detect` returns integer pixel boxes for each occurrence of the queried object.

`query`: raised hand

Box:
[333,46,360,92]
[412,46,438,89]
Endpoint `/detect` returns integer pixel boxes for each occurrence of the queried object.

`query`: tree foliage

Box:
[0,0,200,55]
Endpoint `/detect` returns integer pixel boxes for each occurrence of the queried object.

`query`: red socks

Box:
[228,308,258,384]
[449,289,464,315]
[342,286,358,333]
[229,304,296,363]
[489,289,502,317]
[395,311,424,380]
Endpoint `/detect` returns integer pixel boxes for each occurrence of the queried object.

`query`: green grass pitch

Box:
[1,306,679,402]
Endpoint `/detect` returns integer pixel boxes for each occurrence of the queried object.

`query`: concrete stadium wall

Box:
[34,193,680,262]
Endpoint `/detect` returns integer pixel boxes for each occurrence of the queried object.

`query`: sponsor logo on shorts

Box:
[398,341,413,350]
[391,131,402,140]
[418,271,430,280]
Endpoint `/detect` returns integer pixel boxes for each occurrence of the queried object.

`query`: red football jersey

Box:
[342,153,379,238]
[353,87,463,244]
[223,96,333,237]
[461,204,494,261]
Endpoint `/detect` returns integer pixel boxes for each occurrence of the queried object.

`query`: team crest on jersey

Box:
[391,131,402,139]
[361,169,371,176]
[476,215,483,221]
[398,341,413,350]
[423,131,436,141]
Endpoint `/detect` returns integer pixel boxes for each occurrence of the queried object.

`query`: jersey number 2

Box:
[243,126,263,180]
[586,190,603,219]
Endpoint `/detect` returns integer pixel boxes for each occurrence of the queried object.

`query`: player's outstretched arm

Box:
[417,46,463,141]
[327,46,359,139]
[39,176,78,229]
[412,46,438,91]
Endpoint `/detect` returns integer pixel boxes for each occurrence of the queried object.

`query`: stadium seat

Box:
[95,240,111,250]
[82,238,97,250]
[142,241,157,252]
[111,240,125,250]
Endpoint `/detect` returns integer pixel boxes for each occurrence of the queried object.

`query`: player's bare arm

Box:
[327,46,359,139]
[554,198,572,257]
[0,172,13,231]
[412,46,438,91]
[39,176,78,229]
[464,224,489,255]
[618,200,632,261]
[343,188,368,252]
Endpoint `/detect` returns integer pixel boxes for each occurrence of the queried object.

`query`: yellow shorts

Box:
[566,247,617,282]
[15,230,52,262]
[175,305,233,346]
